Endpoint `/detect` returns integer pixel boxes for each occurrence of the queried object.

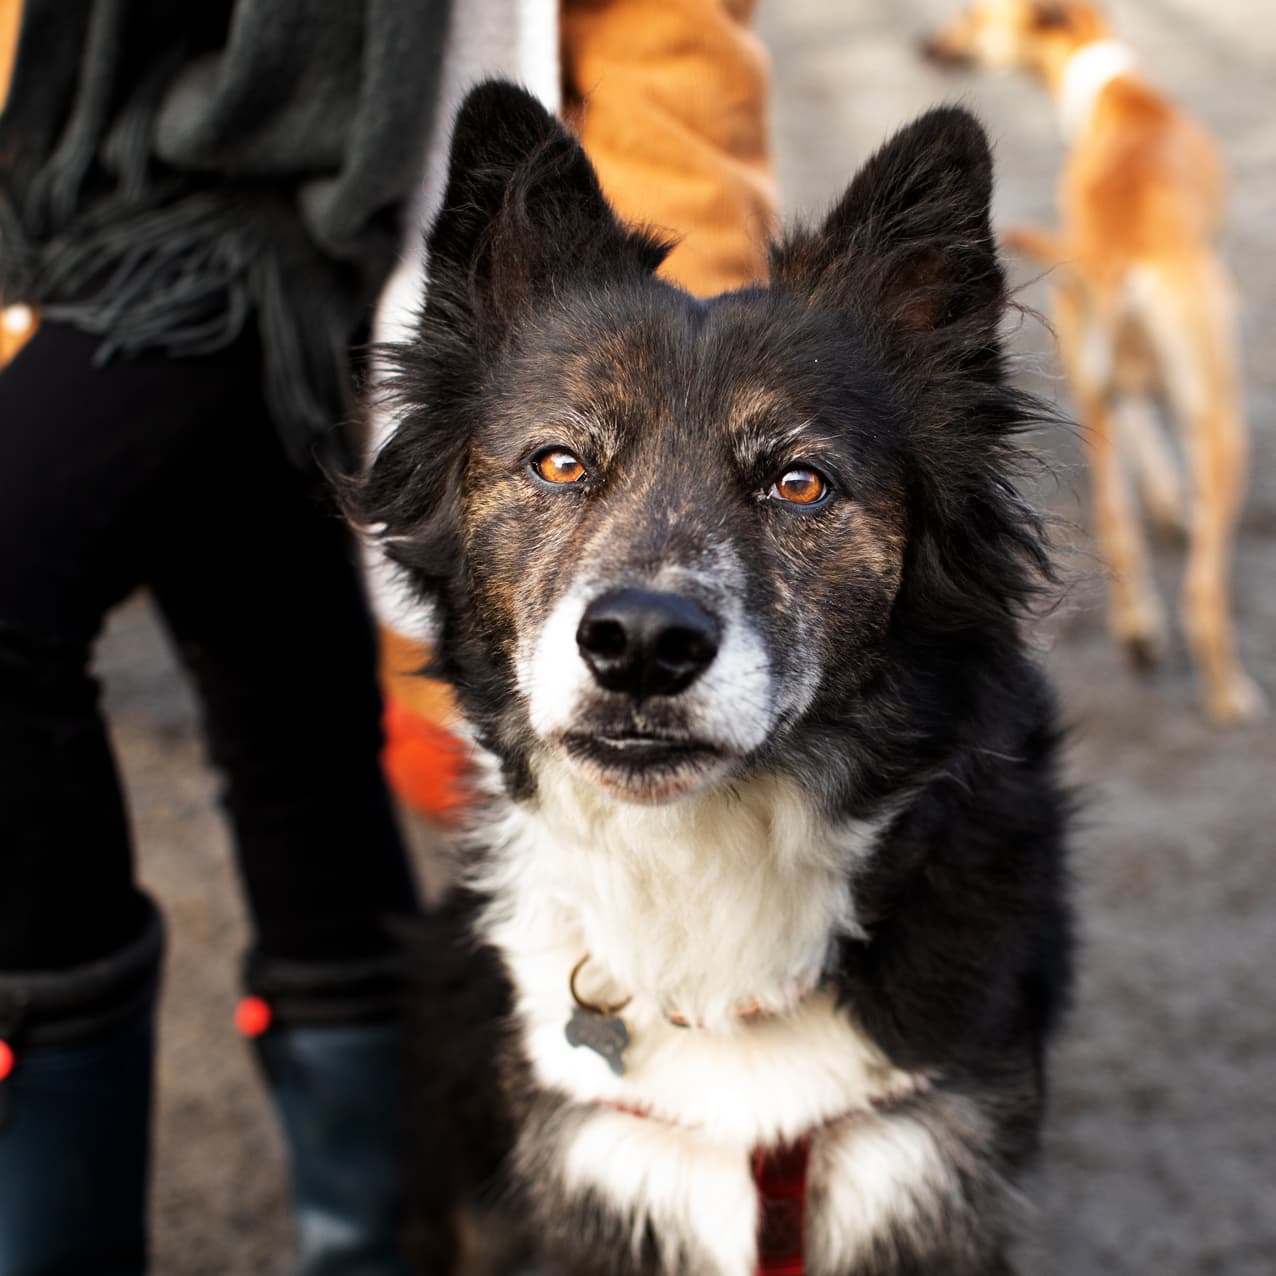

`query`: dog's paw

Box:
[1120,632,1165,673]
[1116,617,1168,673]
[1111,591,1169,674]
[1204,671,1269,726]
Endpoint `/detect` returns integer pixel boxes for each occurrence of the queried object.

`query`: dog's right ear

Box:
[426,81,672,340]
[348,85,671,609]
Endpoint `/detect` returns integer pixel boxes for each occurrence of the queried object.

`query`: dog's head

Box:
[920,0,1108,74]
[355,83,1047,807]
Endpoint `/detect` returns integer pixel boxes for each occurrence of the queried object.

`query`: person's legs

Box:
[150,432,420,965]
[149,321,418,964]
[0,321,422,1274]
[0,325,180,972]
[148,340,419,1276]
[0,323,237,1274]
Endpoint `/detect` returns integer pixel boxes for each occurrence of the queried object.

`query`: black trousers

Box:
[0,324,419,973]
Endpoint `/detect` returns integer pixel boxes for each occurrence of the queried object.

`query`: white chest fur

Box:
[477,760,944,1275]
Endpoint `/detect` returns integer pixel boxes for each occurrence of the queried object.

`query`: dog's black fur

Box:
[354,82,1073,1276]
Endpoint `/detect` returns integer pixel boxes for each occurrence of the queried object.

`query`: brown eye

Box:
[533,448,587,485]
[770,466,828,506]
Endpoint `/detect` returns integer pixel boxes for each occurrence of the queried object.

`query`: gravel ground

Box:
[96,2,1275,1271]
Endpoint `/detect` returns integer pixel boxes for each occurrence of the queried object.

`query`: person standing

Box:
[0,3,451,1272]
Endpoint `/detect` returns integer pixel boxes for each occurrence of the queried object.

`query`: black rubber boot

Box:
[240,951,411,1276]
[0,900,164,1276]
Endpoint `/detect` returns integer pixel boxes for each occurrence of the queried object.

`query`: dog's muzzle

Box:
[576,588,720,700]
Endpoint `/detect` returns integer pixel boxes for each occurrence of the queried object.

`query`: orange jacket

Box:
[562,0,775,296]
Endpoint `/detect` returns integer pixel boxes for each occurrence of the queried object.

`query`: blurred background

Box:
[73,1,1276,1272]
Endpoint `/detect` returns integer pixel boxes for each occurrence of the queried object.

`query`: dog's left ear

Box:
[773,108,1004,366]
[426,81,672,339]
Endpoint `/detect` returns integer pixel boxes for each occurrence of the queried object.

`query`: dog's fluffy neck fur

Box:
[474,755,951,1276]
[1057,38,1137,138]
[478,755,888,1033]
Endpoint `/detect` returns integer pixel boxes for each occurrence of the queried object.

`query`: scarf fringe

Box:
[1,190,357,470]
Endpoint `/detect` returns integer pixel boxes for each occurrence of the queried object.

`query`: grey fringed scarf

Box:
[0,0,451,468]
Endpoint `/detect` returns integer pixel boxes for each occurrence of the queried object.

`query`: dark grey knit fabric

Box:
[0,0,451,467]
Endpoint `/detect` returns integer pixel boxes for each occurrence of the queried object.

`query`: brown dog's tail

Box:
[1000,224,1069,267]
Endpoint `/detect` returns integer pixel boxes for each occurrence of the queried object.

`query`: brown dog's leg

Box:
[1055,283,1167,666]
[1115,395,1187,538]
[1142,257,1266,722]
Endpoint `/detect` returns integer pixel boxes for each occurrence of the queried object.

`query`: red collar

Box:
[752,1138,812,1276]
[600,1100,836,1276]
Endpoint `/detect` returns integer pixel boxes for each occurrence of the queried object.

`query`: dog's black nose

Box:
[576,589,720,699]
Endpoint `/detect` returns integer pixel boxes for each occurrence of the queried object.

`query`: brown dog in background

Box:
[924,0,1264,724]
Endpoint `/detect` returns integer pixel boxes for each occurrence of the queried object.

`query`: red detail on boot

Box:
[234,996,273,1038]
[381,699,472,822]
[752,1138,811,1276]
[0,1039,13,1081]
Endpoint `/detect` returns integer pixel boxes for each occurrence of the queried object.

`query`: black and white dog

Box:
[357,82,1073,1276]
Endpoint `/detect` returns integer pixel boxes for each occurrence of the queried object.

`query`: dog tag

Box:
[565,1005,629,1076]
